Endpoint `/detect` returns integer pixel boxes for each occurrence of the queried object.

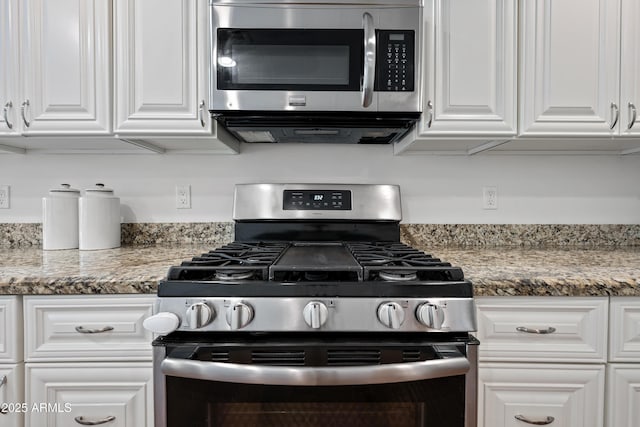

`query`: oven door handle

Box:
[161,356,470,386]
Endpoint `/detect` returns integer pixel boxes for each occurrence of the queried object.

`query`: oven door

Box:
[153,333,478,427]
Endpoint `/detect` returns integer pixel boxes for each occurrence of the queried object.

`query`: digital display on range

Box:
[283,190,352,210]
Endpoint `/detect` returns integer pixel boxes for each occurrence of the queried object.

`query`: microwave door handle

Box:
[362,12,376,108]
[161,356,469,386]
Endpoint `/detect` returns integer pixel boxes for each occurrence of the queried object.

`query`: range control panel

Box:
[283,190,352,210]
[375,30,415,92]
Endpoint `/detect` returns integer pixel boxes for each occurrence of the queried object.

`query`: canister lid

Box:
[49,183,80,194]
[85,183,115,194]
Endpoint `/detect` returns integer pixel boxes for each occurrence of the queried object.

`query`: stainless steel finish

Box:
[377,301,405,329]
[161,354,470,386]
[610,102,619,129]
[75,326,114,334]
[303,301,329,329]
[288,95,306,106]
[2,101,13,129]
[210,3,421,112]
[628,102,637,130]
[20,100,30,128]
[153,346,167,427]
[74,416,116,425]
[198,100,206,127]
[426,100,433,128]
[154,297,477,333]
[464,338,478,427]
[362,12,375,108]
[233,183,402,221]
[226,301,254,329]
[514,415,555,425]
[516,326,556,334]
[416,303,445,329]
[186,302,215,329]
[212,0,421,5]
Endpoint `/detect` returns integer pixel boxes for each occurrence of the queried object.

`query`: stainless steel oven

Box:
[144,184,478,426]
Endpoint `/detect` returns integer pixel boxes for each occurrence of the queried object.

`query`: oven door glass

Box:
[159,334,474,427]
[216,29,363,91]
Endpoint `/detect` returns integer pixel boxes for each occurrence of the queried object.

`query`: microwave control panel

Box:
[283,190,352,210]
[375,30,415,92]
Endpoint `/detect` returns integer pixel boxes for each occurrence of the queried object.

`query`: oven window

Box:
[217,29,363,91]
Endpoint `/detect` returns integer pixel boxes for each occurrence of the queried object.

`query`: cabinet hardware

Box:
[199,100,206,128]
[610,102,619,129]
[74,415,116,425]
[20,100,31,128]
[75,326,114,334]
[628,102,637,130]
[516,326,556,334]
[0,375,6,414]
[514,415,555,425]
[2,101,13,129]
[426,100,433,128]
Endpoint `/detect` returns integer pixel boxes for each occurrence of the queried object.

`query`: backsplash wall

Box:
[1,143,640,224]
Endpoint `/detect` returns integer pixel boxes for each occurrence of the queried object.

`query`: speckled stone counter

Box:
[1,244,639,296]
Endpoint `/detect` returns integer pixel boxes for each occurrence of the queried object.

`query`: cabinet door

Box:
[114,0,211,135]
[20,0,111,135]
[609,297,640,361]
[26,362,153,427]
[620,0,640,135]
[420,0,517,136]
[519,0,620,136]
[0,296,22,363]
[0,0,19,136]
[479,363,605,427]
[0,364,24,427]
[606,364,640,427]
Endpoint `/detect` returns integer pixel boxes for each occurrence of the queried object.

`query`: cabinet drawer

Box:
[0,296,22,363]
[478,362,605,427]
[0,364,24,427]
[26,362,152,427]
[609,297,640,362]
[476,297,608,362]
[24,295,155,362]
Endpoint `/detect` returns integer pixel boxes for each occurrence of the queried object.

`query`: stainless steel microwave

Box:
[209,0,422,144]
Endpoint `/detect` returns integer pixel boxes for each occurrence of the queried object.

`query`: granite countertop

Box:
[1,244,639,296]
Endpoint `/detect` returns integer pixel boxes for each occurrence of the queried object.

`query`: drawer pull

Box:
[516,326,556,334]
[515,415,555,425]
[75,326,114,334]
[0,376,6,415]
[74,415,116,425]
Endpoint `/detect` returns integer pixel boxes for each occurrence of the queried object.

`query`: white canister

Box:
[79,183,121,250]
[42,184,80,250]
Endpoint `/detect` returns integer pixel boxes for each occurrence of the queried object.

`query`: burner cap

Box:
[216,270,255,281]
[379,270,417,282]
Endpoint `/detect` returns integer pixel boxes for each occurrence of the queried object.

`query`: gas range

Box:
[145,184,476,335]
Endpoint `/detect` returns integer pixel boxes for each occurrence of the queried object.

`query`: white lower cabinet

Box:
[479,363,605,427]
[25,362,152,427]
[0,364,24,427]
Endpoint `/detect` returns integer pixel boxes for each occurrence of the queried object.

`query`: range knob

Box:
[416,303,445,329]
[377,302,405,329]
[142,312,180,335]
[303,301,328,329]
[186,302,214,330]
[226,302,254,330]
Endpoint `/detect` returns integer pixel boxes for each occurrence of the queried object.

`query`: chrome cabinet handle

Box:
[21,99,31,128]
[361,12,376,108]
[514,415,555,425]
[162,355,469,386]
[74,415,116,425]
[199,100,206,128]
[426,100,433,128]
[610,102,619,129]
[3,101,13,129]
[0,376,8,415]
[75,326,114,334]
[628,102,637,130]
[516,326,556,334]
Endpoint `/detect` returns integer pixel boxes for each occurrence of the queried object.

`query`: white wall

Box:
[1,143,640,224]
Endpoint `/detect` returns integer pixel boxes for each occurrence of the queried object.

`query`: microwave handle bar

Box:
[362,12,376,108]
[161,356,469,386]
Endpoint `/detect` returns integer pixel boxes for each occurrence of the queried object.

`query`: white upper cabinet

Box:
[114,0,211,136]
[620,0,640,135]
[519,0,620,136]
[20,0,112,135]
[0,0,19,138]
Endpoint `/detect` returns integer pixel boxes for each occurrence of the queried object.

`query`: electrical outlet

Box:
[482,186,497,210]
[176,185,191,209]
[0,185,9,209]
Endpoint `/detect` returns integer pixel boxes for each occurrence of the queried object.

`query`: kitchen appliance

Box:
[145,184,477,427]
[79,183,121,250]
[42,184,80,250]
[209,0,422,144]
